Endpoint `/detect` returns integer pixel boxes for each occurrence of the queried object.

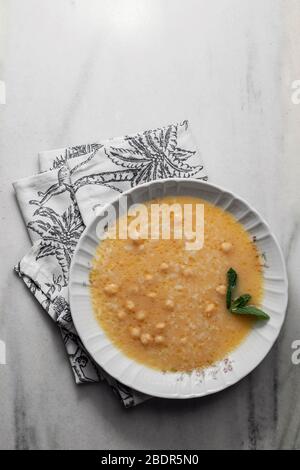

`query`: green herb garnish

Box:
[226,268,237,308]
[231,305,270,320]
[226,268,269,320]
[232,294,252,309]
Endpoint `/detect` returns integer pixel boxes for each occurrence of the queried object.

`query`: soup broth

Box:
[90,196,264,372]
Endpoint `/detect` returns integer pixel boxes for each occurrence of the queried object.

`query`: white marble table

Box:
[0,0,299,450]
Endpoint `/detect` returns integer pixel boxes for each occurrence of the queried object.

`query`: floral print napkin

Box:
[13,121,207,407]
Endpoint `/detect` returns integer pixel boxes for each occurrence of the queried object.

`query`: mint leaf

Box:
[225,268,269,321]
[226,268,237,308]
[232,294,251,309]
[231,305,270,320]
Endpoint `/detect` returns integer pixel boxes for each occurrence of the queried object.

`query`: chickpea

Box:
[117,310,127,320]
[175,284,184,291]
[130,326,141,338]
[156,322,166,330]
[180,337,187,344]
[160,262,169,272]
[205,303,216,315]
[216,284,226,295]
[183,268,193,277]
[221,242,233,253]
[147,291,157,299]
[154,335,164,344]
[104,283,119,295]
[107,302,118,312]
[135,311,146,321]
[124,243,133,252]
[140,333,153,345]
[165,299,174,310]
[126,300,135,312]
[145,274,153,281]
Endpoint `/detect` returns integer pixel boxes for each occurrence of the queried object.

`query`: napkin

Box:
[13,121,207,407]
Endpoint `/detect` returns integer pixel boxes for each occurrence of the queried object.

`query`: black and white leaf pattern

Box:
[73,169,137,192]
[28,199,84,286]
[19,122,205,406]
[52,143,103,170]
[104,123,205,185]
[36,243,56,260]
[27,220,52,238]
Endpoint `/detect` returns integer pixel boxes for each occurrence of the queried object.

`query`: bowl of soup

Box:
[69,179,288,399]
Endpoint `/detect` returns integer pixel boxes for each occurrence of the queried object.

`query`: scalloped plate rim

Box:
[69,178,288,399]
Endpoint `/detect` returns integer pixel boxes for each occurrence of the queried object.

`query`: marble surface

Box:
[0,0,299,450]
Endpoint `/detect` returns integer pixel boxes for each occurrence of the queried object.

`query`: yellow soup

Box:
[90,196,264,372]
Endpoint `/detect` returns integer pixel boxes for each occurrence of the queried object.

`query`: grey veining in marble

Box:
[0,0,300,450]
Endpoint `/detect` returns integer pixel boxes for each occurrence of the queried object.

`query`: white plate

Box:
[69,179,288,399]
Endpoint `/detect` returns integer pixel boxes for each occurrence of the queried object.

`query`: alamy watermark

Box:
[291,340,300,365]
[0,340,6,365]
[291,80,300,104]
[95,198,205,251]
